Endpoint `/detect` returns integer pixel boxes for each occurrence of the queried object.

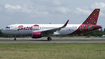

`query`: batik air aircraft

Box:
[1,8,102,41]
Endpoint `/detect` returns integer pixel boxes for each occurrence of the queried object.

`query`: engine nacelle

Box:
[32,32,42,38]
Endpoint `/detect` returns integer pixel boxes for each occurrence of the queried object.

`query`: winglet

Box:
[62,20,69,28]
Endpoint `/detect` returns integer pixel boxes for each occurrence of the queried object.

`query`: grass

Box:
[0,43,105,59]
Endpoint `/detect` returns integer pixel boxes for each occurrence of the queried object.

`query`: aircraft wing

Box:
[41,20,69,36]
[33,20,69,36]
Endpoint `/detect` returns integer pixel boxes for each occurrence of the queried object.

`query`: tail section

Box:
[71,8,102,35]
[82,9,100,25]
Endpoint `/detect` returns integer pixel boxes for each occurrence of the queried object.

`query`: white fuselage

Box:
[2,24,81,36]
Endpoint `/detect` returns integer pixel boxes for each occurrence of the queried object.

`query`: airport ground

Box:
[0,43,105,59]
[0,37,105,43]
[0,37,105,59]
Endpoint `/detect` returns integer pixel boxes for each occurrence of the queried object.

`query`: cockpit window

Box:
[6,27,10,29]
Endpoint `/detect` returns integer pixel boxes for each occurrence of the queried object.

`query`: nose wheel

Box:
[14,35,16,41]
[47,37,52,41]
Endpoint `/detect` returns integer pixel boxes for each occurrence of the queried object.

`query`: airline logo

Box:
[18,25,23,28]
[18,25,23,31]
[18,25,39,30]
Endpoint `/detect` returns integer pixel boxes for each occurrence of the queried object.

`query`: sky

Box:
[0,0,105,29]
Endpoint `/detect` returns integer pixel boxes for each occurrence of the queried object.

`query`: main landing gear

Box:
[14,35,16,41]
[47,37,52,41]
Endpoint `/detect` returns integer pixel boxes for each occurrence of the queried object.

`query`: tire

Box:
[47,37,52,41]
[14,37,16,41]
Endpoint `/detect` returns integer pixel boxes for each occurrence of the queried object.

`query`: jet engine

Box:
[32,32,42,38]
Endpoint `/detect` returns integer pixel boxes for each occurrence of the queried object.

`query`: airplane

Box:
[1,8,102,41]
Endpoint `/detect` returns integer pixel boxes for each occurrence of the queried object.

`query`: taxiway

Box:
[0,38,105,43]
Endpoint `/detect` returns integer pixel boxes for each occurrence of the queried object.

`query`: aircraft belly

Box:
[19,30,31,35]
[53,29,76,35]
[4,30,19,35]
[60,30,75,35]
[5,30,31,35]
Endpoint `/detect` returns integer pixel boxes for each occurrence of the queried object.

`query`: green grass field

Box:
[0,43,105,59]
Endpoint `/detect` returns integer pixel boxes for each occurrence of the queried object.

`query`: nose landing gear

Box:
[14,35,16,41]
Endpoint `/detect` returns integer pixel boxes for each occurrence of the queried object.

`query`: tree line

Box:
[0,29,104,38]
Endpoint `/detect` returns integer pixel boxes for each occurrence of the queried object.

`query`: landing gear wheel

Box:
[14,35,16,41]
[14,37,16,41]
[47,37,52,41]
